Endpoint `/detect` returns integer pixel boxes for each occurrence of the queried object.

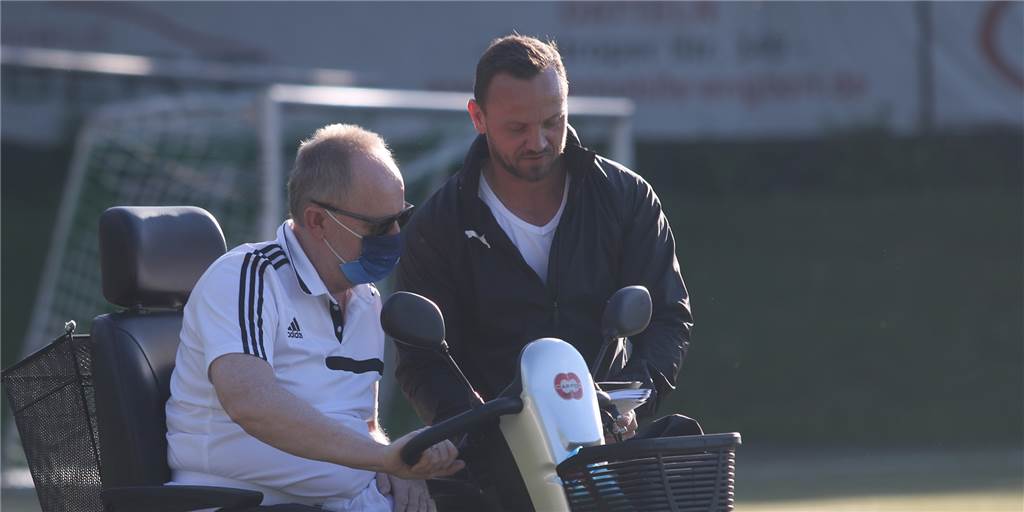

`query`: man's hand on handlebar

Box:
[383,428,465,480]
[604,409,638,444]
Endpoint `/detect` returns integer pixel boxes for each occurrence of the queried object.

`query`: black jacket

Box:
[395,128,692,424]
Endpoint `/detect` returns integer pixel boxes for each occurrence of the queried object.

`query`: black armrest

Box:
[102,485,263,512]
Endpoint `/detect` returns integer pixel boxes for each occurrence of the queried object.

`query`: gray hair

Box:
[287,123,394,225]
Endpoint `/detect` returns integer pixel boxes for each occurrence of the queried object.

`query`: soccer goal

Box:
[22,83,634,359]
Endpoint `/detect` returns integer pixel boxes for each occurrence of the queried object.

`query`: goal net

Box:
[23,85,634,357]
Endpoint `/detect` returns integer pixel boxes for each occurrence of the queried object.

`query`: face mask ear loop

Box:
[324,209,363,240]
[322,237,349,264]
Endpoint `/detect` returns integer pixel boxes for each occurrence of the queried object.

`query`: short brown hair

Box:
[474,34,568,107]
[287,124,393,225]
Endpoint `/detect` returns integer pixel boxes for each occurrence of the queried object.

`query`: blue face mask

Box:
[322,210,403,284]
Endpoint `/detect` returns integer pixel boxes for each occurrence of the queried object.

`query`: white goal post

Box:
[23,82,634,358]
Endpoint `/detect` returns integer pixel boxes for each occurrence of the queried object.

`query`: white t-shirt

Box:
[478,173,569,283]
[165,221,387,509]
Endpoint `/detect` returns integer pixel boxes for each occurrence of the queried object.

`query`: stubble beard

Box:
[490,146,562,184]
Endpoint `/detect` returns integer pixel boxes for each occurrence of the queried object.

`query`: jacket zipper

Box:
[549,221,561,329]
[548,174,574,330]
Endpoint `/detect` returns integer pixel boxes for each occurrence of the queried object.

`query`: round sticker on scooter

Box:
[554,372,583,400]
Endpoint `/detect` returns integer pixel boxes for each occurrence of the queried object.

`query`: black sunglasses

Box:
[311,200,415,237]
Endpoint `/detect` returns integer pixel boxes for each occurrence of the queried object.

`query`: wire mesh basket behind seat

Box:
[557,432,741,512]
[2,324,104,512]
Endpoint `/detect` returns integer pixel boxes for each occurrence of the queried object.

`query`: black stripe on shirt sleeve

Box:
[237,252,253,355]
[246,251,260,357]
[255,257,273,361]
[259,245,286,263]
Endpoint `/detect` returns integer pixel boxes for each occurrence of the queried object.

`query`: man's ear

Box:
[302,204,328,238]
[468,99,486,135]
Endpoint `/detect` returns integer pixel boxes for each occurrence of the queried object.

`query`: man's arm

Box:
[394,213,478,424]
[210,353,463,479]
[612,173,692,417]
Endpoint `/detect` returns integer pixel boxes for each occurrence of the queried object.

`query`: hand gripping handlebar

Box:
[400,397,524,466]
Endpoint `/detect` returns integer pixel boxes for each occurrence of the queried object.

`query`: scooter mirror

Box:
[381,291,446,351]
[601,285,652,339]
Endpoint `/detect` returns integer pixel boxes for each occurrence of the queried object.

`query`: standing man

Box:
[395,35,695,441]
[166,124,462,512]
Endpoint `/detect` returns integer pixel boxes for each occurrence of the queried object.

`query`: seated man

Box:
[165,124,462,512]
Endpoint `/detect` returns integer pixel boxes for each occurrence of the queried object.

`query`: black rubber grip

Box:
[400,397,523,466]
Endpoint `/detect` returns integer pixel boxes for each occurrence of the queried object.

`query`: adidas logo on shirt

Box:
[287,318,303,339]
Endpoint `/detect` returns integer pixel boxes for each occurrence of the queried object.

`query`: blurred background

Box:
[2,2,1021,511]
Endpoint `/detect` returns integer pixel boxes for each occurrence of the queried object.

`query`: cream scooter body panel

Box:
[498,338,605,511]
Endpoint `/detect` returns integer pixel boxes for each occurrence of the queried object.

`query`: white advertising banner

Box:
[2,1,1021,139]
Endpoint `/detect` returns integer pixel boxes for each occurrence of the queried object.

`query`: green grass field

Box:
[3,447,1020,511]
[745,492,1022,512]
[741,447,1022,511]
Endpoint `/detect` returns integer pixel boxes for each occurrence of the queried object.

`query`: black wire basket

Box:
[557,432,741,512]
[2,322,104,512]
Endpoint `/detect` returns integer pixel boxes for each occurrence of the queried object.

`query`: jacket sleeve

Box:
[394,212,477,425]
[611,174,692,418]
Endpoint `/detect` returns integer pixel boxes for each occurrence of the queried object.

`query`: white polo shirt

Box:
[165,220,387,508]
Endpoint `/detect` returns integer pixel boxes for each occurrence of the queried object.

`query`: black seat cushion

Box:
[93,312,184,487]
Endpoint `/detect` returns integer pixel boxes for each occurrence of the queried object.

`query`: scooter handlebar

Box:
[401,396,524,467]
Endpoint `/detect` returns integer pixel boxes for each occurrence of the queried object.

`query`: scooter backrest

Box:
[99,206,227,309]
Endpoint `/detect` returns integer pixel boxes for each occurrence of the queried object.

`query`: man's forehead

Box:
[342,152,404,212]
[484,70,567,113]
[486,96,566,125]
